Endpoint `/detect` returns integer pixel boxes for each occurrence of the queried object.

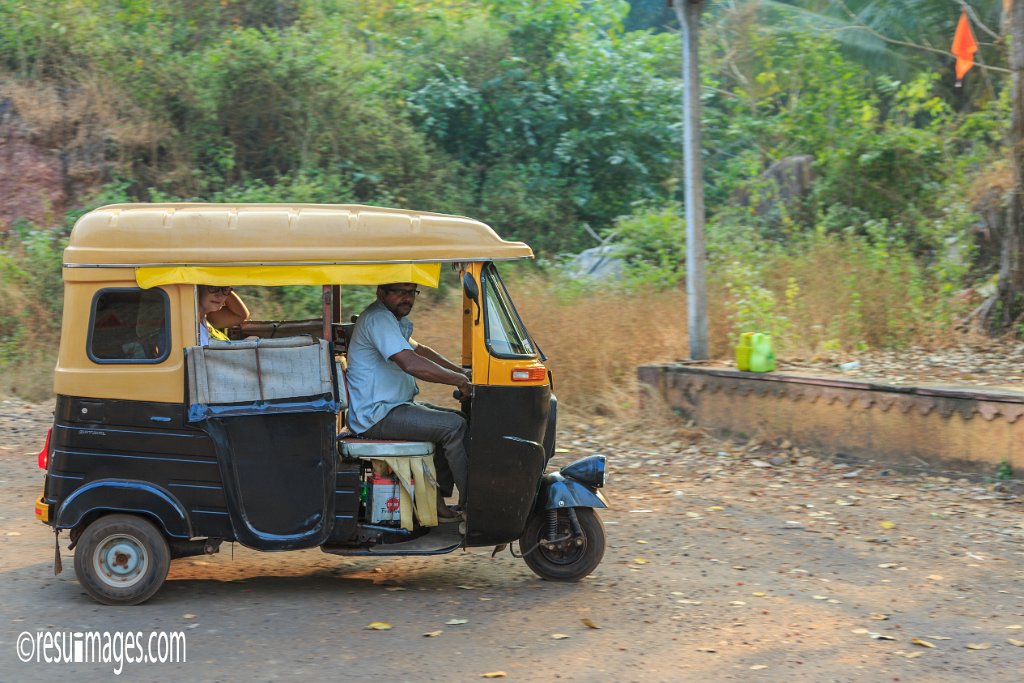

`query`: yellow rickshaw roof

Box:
[65,203,534,267]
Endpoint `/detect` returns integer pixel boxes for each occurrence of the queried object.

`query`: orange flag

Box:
[951,11,978,87]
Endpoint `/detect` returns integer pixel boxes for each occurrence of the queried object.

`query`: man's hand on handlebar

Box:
[454,380,473,401]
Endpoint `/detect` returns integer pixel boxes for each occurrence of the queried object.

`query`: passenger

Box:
[346,283,471,521]
[198,285,250,345]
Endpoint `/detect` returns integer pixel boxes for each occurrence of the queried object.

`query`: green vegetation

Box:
[996,459,1013,481]
[0,1,1018,399]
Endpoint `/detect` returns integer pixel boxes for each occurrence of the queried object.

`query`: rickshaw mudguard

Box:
[539,471,608,511]
[54,479,192,538]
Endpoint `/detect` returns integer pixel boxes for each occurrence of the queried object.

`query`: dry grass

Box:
[0,265,968,418]
[411,276,690,420]
[0,348,57,402]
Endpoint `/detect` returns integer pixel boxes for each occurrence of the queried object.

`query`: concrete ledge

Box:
[638,364,1024,475]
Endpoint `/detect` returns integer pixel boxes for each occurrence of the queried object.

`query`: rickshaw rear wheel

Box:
[520,507,605,582]
[73,513,171,606]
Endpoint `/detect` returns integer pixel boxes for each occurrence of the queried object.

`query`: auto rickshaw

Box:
[34,203,608,605]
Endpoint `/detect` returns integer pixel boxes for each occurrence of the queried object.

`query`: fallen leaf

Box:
[926,575,943,581]
[551,633,571,640]
[752,592,766,597]
[879,520,896,530]
[812,595,829,600]
[729,601,747,606]
[457,585,477,590]
[925,635,952,640]
[423,631,443,638]
[749,664,768,670]
[5,532,21,536]
[877,563,898,569]
[481,672,507,678]
[1007,639,1024,647]
[911,638,935,648]
[707,505,724,511]
[632,558,649,564]
[182,614,197,619]
[1006,625,1023,630]
[869,633,897,641]
[851,628,870,635]
[581,618,600,629]
[446,619,469,625]
[732,566,748,571]
[966,643,992,650]
[902,651,923,659]
[366,622,392,630]
[384,586,406,592]
[696,647,716,653]
[636,540,648,544]
[870,613,889,621]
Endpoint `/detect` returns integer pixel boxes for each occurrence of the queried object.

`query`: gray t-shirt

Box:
[345,299,418,434]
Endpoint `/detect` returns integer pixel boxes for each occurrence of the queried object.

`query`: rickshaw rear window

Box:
[482,264,535,358]
[88,288,170,363]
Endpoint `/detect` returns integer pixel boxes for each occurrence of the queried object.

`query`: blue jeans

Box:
[362,402,468,505]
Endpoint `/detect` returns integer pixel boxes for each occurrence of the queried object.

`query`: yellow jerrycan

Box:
[734,332,754,371]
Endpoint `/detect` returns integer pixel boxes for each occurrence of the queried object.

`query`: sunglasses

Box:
[204,286,234,295]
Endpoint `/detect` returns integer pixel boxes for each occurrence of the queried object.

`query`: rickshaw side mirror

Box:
[462,272,481,325]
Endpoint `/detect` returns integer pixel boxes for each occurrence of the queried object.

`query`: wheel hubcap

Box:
[539,526,587,565]
[93,534,148,588]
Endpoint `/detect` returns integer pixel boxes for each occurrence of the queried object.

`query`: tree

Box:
[988,0,1024,331]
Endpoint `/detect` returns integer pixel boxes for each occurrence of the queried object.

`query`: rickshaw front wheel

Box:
[73,514,171,606]
[520,508,605,582]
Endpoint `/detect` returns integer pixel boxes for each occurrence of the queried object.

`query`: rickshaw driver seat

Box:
[336,358,441,529]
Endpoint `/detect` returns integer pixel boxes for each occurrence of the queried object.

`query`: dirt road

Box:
[0,398,1021,682]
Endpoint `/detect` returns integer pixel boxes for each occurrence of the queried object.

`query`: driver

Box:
[346,283,471,521]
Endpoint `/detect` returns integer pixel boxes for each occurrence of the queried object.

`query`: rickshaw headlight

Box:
[560,455,606,489]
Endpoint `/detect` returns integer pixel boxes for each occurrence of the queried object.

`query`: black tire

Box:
[73,514,171,606]
[520,507,606,582]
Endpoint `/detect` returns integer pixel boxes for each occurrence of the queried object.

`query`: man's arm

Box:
[410,339,465,375]
[391,349,471,396]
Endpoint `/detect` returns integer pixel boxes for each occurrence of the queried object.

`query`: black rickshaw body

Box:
[35,203,607,605]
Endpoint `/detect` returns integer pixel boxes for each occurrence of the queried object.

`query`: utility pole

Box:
[670,0,708,359]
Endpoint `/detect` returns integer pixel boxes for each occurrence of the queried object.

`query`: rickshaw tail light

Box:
[37,428,51,470]
[511,367,547,382]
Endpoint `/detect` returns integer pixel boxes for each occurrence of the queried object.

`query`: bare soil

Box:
[0,396,1021,682]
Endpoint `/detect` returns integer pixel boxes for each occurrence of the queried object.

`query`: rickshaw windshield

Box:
[481,263,536,358]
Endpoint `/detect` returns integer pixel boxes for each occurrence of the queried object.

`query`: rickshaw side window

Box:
[87,288,170,364]
[481,264,535,359]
